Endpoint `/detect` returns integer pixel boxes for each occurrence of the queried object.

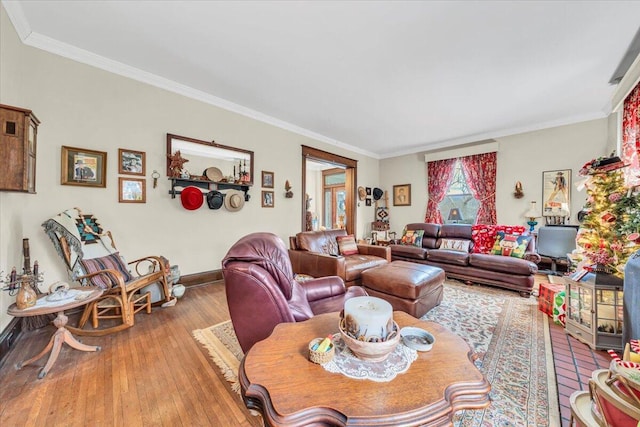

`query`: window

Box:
[438,159,479,224]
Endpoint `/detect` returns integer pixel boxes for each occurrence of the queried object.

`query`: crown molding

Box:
[1,0,379,160]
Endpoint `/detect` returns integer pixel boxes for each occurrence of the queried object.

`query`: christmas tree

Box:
[576,156,640,277]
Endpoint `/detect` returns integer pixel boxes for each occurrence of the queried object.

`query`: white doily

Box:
[321,334,418,382]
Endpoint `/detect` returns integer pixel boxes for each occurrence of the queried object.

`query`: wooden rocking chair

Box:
[42,208,172,336]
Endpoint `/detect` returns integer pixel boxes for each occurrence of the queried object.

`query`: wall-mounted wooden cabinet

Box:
[0,104,40,193]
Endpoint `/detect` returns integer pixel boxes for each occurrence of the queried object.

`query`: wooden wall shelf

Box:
[168,178,251,201]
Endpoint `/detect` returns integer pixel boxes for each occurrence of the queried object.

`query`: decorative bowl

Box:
[339,320,400,362]
[400,327,435,352]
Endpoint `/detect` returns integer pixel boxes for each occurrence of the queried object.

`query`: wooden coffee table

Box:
[239,311,490,426]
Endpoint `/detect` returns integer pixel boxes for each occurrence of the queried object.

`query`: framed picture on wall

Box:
[262,171,274,188]
[393,184,411,206]
[61,146,107,187]
[262,190,274,208]
[119,177,146,203]
[542,169,571,216]
[118,148,145,176]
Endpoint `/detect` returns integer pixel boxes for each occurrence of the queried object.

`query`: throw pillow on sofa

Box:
[401,229,424,247]
[440,238,471,252]
[336,234,359,255]
[471,224,526,254]
[491,232,532,258]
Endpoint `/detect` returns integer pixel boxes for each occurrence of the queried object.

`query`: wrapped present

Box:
[538,282,565,319]
[552,290,566,326]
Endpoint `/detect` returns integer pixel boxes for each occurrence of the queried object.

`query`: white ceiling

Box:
[4,1,640,158]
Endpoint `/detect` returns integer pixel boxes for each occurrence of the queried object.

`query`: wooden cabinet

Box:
[0,104,40,193]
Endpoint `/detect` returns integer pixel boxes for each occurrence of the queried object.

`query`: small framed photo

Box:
[366,187,372,196]
[365,198,372,206]
[118,148,145,176]
[119,177,146,203]
[61,146,107,187]
[262,171,274,188]
[393,184,411,206]
[262,190,274,208]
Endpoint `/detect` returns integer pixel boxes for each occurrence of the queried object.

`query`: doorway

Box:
[301,146,357,235]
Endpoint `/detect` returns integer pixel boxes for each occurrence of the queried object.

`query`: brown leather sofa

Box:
[222,232,367,353]
[289,229,391,287]
[390,223,540,296]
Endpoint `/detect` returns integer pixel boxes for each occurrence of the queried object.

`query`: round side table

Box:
[7,286,103,379]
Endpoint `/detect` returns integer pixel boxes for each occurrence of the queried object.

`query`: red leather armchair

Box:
[222,232,367,353]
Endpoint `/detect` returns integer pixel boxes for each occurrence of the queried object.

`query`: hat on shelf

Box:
[373,188,384,201]
[203,167,223,182]
[206,190,224,210]
[224,189,245,212]
[180,186,204,210]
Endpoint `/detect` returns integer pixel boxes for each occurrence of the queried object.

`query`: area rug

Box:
[192,280,559,426]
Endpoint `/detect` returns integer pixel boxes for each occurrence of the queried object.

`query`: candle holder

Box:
[1,269,44,296]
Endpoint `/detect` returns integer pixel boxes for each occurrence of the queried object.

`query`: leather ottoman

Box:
[361,261,445,318]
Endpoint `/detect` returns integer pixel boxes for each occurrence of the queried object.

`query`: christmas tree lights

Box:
[576,156,640,277]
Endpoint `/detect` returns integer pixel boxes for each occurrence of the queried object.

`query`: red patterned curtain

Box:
[460,152,497,225]
[622,82,640,186]
[425,159,456,223]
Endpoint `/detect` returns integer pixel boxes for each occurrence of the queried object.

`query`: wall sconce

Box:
[524,201,541,232]
[285,180,293,198]
[514,181,524,199]
[448,208,463,223]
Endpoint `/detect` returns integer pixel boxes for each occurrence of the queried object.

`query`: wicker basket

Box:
[308,337,335,364]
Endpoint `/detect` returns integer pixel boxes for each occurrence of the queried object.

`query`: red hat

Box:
[180,186,204,210]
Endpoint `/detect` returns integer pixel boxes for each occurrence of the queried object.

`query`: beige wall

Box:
[0,4,613,332]
[380,118,610,234]
[0,7,379,330]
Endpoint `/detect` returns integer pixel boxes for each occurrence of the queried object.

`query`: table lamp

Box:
[448,208,462,224]
[524,201,541,232]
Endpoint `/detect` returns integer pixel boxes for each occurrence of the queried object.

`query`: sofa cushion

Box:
[426,249,470,266]
[389,244,427,260]
[401,229,424,247]
[469,253,537,275]
[405,223,440,249]
[471,224,526,254]
[336,234,359,255]
[296,230,345,254]
[491,232,532,259]
[440,238,471,252]
[344,255,389,282]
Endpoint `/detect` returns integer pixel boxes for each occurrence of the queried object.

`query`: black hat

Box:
[206,190,224,210]
[373,188,384,201]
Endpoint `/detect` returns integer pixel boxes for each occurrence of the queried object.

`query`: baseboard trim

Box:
[180,270,223,287]
[0,316,23,369]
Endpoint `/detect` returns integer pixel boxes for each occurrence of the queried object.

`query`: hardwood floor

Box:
[0,283,261,427]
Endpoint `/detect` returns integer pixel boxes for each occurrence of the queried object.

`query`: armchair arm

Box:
[127,255,167,276]
[301,276,346,302]
[524,252,541,264]
[288,249,346,280]
[357,244,391,262]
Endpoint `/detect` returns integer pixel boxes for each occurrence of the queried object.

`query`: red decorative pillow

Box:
[471,225,526,254]
[79,252,132,289]
[336,235,359,256]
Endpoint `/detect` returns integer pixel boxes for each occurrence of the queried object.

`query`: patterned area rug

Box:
[192,280,559,426]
